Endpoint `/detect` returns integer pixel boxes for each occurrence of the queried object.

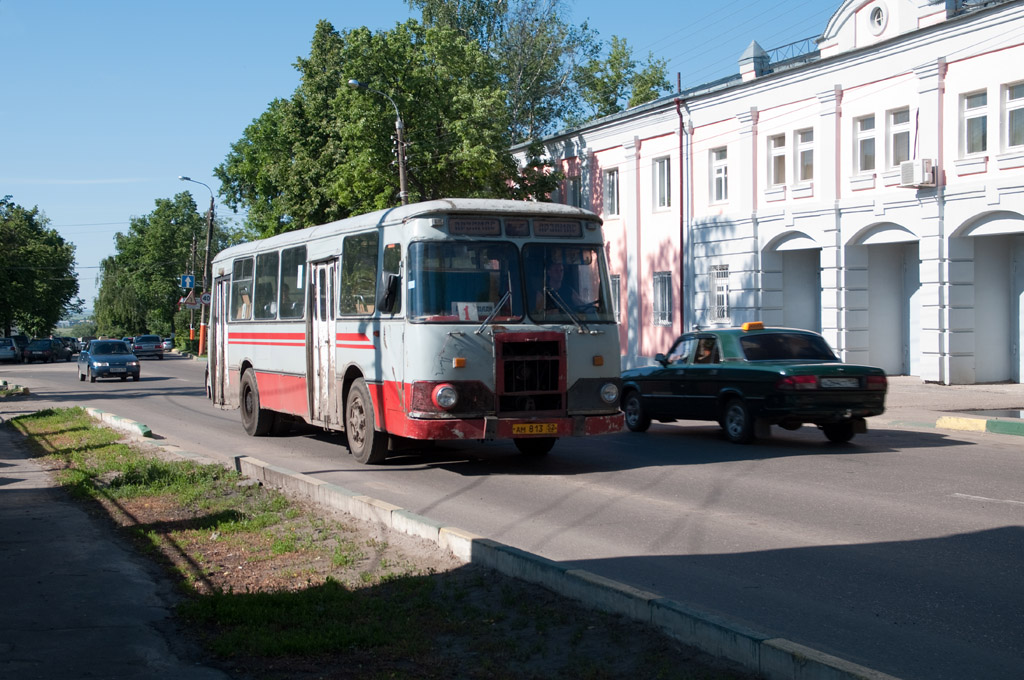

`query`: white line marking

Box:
[952,493,1024,507]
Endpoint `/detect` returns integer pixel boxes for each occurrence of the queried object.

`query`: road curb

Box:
[234,454,901,680]
[879,414,1024,438]
[84,407,152,438]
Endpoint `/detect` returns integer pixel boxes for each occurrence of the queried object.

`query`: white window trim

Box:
[710,265,730,324]
[566,175,581,207]
[610,274,621,323]
[962,90,988,157]
[1004,82,1024,151]
[888,108,911,169]
[653,156,671,210]
[603,168,619,217]
[855,115,876,174]
[795,128,814,185]
[711,147,728,203]
[653,271,673,327]
[768,134,786,187]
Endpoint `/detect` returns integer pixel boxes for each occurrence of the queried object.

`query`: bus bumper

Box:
[385,412,625,441]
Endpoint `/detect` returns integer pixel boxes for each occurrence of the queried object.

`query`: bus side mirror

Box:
[378,273,400,313]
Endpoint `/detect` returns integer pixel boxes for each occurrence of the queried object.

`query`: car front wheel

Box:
[623,390,651,433]
[722,398,755,444]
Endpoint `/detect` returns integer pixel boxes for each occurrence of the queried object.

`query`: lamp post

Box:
[179,176,214,356]
[347,78,408,205]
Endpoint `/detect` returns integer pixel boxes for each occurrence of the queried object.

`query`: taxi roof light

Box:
[742,321,765,331]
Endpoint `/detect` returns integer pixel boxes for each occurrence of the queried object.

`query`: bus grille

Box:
[495,334,566,414]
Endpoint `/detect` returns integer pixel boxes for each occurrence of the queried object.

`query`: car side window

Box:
[694,337,720,364]
[667,336,697,364]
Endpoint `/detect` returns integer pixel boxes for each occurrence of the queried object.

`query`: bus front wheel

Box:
[514,437,556,456]
[346,378,388,464]
[240,369,273,436]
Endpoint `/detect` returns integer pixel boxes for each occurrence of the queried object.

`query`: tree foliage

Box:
[0,196,81,337]
[93,192,237,339]
[574,35,671,121]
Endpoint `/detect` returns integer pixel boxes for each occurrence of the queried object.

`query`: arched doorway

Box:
[762,232,821,332]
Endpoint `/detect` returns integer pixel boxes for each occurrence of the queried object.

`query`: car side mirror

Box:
[655,353,668,367]
[378,272,400,313]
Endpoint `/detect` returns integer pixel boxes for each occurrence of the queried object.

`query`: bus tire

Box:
[514,437,556,456]
[346,378,388,464]
[240,369,273,436]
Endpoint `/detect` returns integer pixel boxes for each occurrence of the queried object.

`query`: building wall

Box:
[519,0,1024,383]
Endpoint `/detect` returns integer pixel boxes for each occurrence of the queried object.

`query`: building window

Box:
[610,274,621,323]
[653,157,671,209]
[963,91,988,155]
[1006,83,1024,149]
[711,148,728,202]
[889,108,911,167]
[710,265,730,323]
[856,115,876,172]
[565,176,581,207]
[769,134,786,186]
[603,168,619,216]
[653,271,673,326]
[795,129,814,183]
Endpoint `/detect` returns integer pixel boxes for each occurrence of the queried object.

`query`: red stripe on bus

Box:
[231,332,305,341]
[253,371,309,417]
[336,333,370,342]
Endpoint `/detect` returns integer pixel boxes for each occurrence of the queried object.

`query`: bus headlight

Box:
[432,384,459,410]
[600,382,619,404]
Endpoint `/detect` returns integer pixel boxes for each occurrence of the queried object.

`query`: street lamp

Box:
[179,176,215,356]
[347,78,409,205]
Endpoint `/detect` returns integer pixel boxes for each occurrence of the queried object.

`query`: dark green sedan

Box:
[620,323,888,444]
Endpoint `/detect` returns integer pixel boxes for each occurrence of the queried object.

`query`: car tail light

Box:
[866,375,887,391]
[776,375,818,390]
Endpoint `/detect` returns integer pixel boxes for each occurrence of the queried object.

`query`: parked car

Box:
[620,322,888,444]
[23,338,71,363]
[131,334,164,359]
[162,337,174,351]
[58,336,78,355]
[0,337,21,363]
[77,340,141,382]
[121,336,134,344]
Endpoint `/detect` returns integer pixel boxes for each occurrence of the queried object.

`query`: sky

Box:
[0,0,839,309]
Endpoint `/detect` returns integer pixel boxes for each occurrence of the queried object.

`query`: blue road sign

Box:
[181,275,195,289]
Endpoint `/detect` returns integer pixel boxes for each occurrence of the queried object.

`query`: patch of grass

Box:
[6,407,757,680]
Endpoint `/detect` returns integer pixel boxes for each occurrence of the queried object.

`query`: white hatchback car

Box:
[0,337,21,363]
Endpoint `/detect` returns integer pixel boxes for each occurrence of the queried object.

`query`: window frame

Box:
[711,147,728,203]
[963,90,988,156]
[603,168,619,217]
[610,274,621,323]
[855,115,876,173]
[653,156,671,209]
[565,175,582,207]
[1004,82,1024,150]
[709,264,730,323]
[795,128,814,184]
[888,108,911,168]
[768,134,786,187]
[652,271,673,327]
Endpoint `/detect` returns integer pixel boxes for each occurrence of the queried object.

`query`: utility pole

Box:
[179,176,215,355]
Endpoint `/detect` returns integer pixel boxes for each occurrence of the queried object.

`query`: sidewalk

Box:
[1,377,1022,680]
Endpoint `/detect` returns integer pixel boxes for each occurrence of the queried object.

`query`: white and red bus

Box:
[208,198,624,463]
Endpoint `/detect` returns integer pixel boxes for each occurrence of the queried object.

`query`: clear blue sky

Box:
[1,0,837,309]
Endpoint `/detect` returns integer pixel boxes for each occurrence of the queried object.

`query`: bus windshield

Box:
[408,241,524,323]
[524,244,616,324]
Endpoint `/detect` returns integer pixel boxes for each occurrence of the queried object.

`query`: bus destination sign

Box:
[534,220,582,237]
[449,217,501,236]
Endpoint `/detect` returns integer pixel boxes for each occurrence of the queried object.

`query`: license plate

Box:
[110,367,125,373]
[821,377,859,388]
[513,423,558,435]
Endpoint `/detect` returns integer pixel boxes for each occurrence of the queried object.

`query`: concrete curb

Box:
[84,407,152,438]
[235,454,901,680]
[879,414,1024,438]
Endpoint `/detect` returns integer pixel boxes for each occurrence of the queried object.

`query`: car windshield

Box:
[92,341,130,355]
[740,332,837,361]
[27,340,50,349]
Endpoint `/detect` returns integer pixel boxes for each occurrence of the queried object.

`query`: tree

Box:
[574,35,671,121]
[93,192,238,339]
[0,196,81,337]
[217,20,558,237]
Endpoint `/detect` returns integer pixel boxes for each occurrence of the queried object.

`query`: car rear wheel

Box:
[89,368,96,383]
[79,369,85,382]
[623,390,651,433]
[822,422,856,443]
[240,369,274,436]
[345,378,388,464]
[514,437,556,456]
[722,398,755,444]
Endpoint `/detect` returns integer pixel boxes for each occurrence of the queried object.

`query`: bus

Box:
[207,198,624,464]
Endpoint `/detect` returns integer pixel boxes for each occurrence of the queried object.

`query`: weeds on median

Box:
[7,407,756,680]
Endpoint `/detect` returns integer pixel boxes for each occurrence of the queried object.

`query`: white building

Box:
[517,0,1024,384]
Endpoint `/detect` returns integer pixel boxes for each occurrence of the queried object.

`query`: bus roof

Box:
[212,198,602,266]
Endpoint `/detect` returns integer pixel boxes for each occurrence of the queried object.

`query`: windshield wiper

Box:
[544,287,591,333]
[475,287,513,335]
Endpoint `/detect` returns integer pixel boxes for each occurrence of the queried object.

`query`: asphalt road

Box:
[3,355,1023,680]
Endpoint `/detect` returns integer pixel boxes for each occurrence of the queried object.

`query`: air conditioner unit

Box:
[899,159,935,187]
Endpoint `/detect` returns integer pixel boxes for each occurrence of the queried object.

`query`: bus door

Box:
[211,275,231,407]
[309,259,339,427]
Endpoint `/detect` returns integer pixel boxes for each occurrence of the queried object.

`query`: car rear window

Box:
[0,338,13,347]
[740,333,836,361]
[136,335,161,343]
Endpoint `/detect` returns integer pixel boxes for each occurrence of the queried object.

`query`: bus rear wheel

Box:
[514,437,556,456]
[240,369,273,436]
[346,378,388,464]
